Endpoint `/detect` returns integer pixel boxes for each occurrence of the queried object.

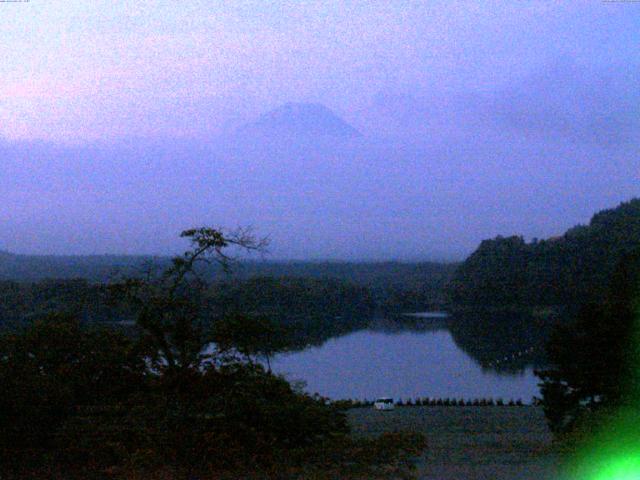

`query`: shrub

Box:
[0,314,146,463]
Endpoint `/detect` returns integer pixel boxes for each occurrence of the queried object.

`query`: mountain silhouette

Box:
[236,103,361,139]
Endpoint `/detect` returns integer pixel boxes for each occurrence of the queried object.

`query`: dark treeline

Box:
[447,198,640,309]
[0,259,455,345]
[230,261,457,313]
[208,277,375,319]
[0,254,455,315]
[0,252,455,294]
[0,280,116,330]
[207,277,376,349]
[0,251,151,283]
[0,277,376,350]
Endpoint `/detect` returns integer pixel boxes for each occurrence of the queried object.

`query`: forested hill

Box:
[0,252,153,282]
[0,255,457,316]
[447,198,640,309]
[0,253,455,287]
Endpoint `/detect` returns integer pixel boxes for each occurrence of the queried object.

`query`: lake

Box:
[269,314,543,403]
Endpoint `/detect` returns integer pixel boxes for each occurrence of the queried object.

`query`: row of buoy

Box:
[334,397,527,407]
[486,346,537,368]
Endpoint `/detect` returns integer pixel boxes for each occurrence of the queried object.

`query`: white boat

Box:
[373,397,395,410]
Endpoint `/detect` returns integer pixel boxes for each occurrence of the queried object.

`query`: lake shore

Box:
[348,406,559,480]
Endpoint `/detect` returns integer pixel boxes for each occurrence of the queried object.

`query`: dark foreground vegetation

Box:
[536,249,640,436]
[2,198,639,477]
[0,228,425,479]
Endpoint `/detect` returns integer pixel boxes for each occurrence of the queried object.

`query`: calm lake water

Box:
[270,315,541,403]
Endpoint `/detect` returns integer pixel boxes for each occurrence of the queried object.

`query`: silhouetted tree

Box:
[111,227,268,379]
[212,312,290,370]
[537,250,640,434]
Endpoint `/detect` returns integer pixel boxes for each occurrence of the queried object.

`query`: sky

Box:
[1,1,639,259]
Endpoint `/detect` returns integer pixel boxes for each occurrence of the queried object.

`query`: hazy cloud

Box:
[1,2,638,259]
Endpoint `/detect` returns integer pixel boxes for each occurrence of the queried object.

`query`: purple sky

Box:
[1,2,639,259]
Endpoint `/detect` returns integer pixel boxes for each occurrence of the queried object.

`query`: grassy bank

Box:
[348,406,559,480]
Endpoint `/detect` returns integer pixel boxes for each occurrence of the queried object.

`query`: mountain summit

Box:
[238,103,361,138]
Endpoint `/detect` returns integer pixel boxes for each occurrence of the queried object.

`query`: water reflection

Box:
[270,311,554,402]
[448,311,554,374]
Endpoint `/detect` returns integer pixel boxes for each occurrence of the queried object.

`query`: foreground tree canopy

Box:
[0,227,424,479]
[537,250,640,435]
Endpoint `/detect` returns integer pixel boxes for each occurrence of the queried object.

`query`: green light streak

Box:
[592,456,640,480]
[563,302,640,480]
[564,408,640,480]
